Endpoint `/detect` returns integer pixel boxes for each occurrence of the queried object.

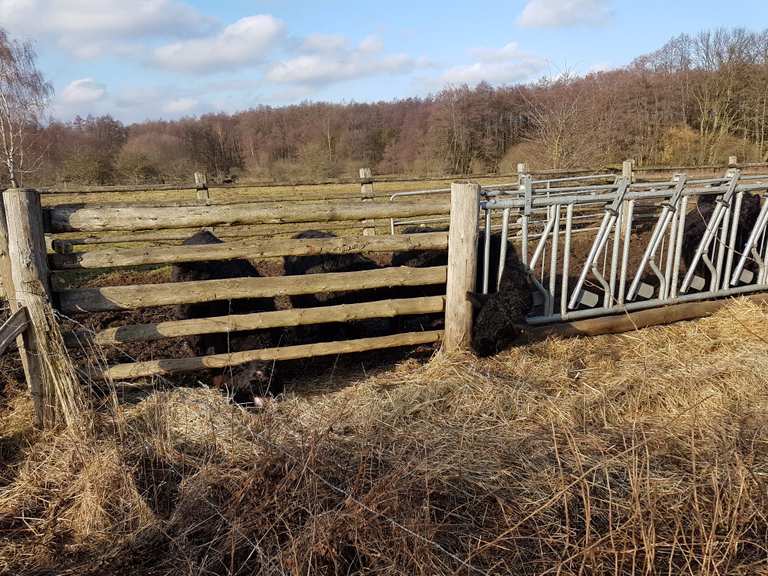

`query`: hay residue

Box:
[1,299,767,575]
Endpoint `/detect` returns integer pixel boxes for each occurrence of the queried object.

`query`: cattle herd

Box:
[170,193,758,405]
[170,227,534,404]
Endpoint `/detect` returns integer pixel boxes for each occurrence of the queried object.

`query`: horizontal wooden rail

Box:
[0,307,28,356]
[57,265,447,313]
[50,232,449,270]
[50,220,385,251]
[47,200,451,233]
[99,330,442,380]
[73,296,444,345]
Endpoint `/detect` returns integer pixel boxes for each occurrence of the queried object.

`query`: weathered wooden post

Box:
[3,189,50,424]
[3,188,82,427]
[517,162,528,182]
[360,167,375,236]
[194,171,209,203]
[0,202,29,374]
[622,159,634,183]
[443,181,480,352]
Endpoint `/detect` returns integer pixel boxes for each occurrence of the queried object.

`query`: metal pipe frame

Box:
[475,171,768,327]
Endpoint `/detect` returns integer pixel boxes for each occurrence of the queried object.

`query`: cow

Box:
[681,191,762,287]
[283,230,392,341]
[467,246,534,357]
[392,226,534,354]
[171,230,280,404]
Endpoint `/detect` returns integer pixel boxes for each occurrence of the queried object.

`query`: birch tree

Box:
[0,29,52,187]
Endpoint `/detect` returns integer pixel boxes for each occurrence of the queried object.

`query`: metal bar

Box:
[561,204,573,317]
[547,205,560,316]
[712,200,732,291]
[484,182,768,211]
[663,205,678,299]
[528,282,768,325]
[723,191,743,290]
[670,196,688,298]
[618,200,634,305]
[607,207,622,307]
[529,206,557,270]
[482,208,492,294]
[497,208,510,290]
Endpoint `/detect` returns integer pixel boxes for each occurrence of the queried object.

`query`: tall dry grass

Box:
[1,299,767,575]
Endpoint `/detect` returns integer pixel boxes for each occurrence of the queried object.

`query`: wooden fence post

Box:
[3,189,51,425]
[194,171,209,203]
[622,159,634,183]
[443,181,480,352]
[4,188,83,428]
[360,167,375,236]
[0,202,30,377]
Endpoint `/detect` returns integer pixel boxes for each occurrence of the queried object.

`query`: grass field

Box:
[1,298,766,575]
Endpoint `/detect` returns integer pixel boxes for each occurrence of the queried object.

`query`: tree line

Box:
[2,27,768,187]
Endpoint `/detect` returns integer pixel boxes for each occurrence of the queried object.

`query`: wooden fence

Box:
[0,181,487,425]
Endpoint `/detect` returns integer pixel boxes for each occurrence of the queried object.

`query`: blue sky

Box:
[2,0,766,123]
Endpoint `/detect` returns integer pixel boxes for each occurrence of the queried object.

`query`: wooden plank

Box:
[100,330,442,380]
[526,293,768,340]
[75,296,444,345]
[443,182,480,351]
[50,232,449,270]
[50,220,383,251]
[58,265,447,313]
[0,307,28,355]
[47,200,451,233]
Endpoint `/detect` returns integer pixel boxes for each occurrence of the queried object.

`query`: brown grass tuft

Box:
[1,299,768,575]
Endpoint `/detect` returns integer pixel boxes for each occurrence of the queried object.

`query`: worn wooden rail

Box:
[77,296,445,345]
[47,200,452,233]
[57,266,447,313]
[99,330,443,380]
[50,232,448,270]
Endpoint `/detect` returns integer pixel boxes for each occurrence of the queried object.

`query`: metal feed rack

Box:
[477,169,768,325]
[387,172,617,235]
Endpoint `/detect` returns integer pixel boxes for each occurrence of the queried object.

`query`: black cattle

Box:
[392,226,534,354]
[283,230,392,340]
[681,192,762,287]
[172,230,280,402]
[467,247,534,357]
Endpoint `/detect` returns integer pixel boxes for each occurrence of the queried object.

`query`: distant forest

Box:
[24,28,768,186]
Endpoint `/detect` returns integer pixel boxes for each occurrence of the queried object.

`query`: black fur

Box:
[471,246,534,357]
[171,230,280,400]
[283,230,392,340]
[681,192,761,286]
[393,226,534,354]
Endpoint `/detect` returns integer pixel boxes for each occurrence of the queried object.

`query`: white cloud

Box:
[0,0,215,57]
[518,0,612,28]
[60,78,107,104]
[151,15,284,73]
[163,97,199,114]
[439,42,548,85]
[300,34,347,53]
[267,36,421,87]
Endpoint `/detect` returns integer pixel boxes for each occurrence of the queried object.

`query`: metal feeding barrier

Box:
[478,169,768,325]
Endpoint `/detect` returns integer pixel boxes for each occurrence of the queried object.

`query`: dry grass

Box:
[1,299,768,575]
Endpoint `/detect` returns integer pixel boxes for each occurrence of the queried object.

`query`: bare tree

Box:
[0,29,52,187]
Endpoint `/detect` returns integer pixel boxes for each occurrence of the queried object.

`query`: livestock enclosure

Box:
[3,159,768,426]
